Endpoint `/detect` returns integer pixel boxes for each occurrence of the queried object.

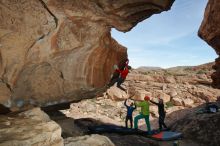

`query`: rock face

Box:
[64,134,115,146]
[0,108,63,146]
[171,103,220,146]
[199,0,220,89]
[104,63,220,110]
[125,63,220,106]
[0,0,174,108]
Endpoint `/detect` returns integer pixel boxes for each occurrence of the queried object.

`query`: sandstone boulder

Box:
[0,0,174,108]
[199,0,220,89]
[153,90,170,103]
[171,105,220,146]
[164,76,176,83]
[172,97,183,106]
[107,86,127,101]
[64,134,115,146]
[0,108,63,146]
[134,90,152,101]
[169,89,178,97]
[182,98,194,108]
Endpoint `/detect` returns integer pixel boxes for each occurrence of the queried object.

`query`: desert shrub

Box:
[142,72,148,75]
[196,70,206,74]
[165,101,174,108]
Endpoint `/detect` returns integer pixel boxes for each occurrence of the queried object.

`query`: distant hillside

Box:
[133,62,215,76]
[191,62,214,71]
[167,62,214,71]
[136,66,162,72]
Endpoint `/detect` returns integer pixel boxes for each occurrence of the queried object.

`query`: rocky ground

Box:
[49,62,220,146]
[0,62,220,146]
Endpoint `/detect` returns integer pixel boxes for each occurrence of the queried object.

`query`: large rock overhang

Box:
[198,0,220,89]
[0,0,174,109]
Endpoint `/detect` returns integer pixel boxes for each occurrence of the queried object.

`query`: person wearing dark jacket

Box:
[124,98,136,128]
[150,98,167,131]
[108,59,129,88]
[108,65,120,87]
[116,66,129,91]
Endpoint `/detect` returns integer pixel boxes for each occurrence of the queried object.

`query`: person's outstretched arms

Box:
[124,99,128,107]
[150,100,159,106]
[128,94,135,99]
[134,103,137,110]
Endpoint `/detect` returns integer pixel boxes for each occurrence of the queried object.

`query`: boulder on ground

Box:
[0,108,63,146]
[107,86,127,101]
[134,90,152,101]
[64,134,115,146]
[172,97,183,106]
[183,98,195,108]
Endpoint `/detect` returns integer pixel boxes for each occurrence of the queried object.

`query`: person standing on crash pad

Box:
[124,98,136,128]
[134,96,151,134]
[150,97,168,131]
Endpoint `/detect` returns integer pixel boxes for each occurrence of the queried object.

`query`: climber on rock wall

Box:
[107,58,130,92]
[116,65,130,91]
[108,64,121,87]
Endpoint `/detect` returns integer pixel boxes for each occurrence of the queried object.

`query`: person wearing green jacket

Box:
[134,96,151,133]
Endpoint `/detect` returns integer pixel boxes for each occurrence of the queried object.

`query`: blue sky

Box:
[111,0,217,68]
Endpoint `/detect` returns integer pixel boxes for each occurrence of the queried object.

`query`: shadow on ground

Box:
[41,101,220,146]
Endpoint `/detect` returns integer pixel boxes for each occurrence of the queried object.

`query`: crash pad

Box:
[151,131,182,141]
[88,125,182,141]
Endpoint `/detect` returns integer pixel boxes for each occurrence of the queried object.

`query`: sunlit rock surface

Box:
[199,0,220,89]
[0,108,63,146]
[0,0,174,108]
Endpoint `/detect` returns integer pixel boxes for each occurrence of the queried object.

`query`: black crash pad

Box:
[88,125,182,141]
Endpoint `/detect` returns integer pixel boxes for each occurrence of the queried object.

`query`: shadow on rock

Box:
[42,103,106,138]
[167,102,220,146]
[0,104,11,114]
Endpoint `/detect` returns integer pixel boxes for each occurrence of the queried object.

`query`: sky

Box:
[111,0,217,69]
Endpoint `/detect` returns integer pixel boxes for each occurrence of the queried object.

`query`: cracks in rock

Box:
[24,0,59,56]
[60,71,64,79]
[58,70,66,96]
[38,34,46,41]
[5,82,12,92]
[1,78,13,92]
[25,38,40,56]
[25,32,49,57]
[38,0,58,28]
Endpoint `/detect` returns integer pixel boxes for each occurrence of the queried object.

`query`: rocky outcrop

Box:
[64,134,115,146]
[107,86,127,101]
[171,103,220,146]
[126,64,220,106]
[0,0,174,108]
[199,0,220,89]
[0,108,63,146]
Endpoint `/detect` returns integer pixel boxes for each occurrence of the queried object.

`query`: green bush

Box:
[165,101,174,108]
[196,70,206,74]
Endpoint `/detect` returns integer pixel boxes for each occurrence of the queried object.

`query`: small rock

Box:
[172,97,183,106]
